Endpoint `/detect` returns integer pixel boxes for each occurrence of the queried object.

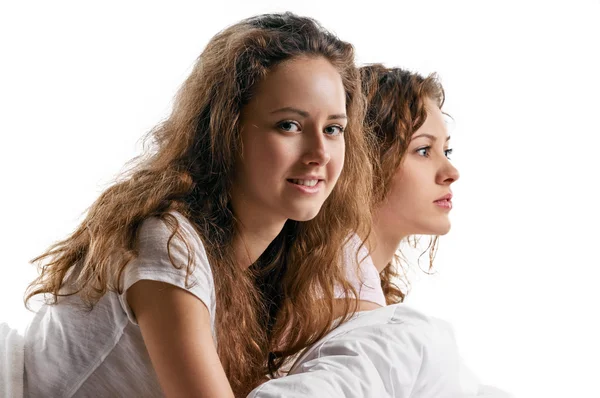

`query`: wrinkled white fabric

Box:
[248,304,513,398]
[0,322,24,398]
[335,235,386,307]
[22,212,216,397]
[18,212,387,397]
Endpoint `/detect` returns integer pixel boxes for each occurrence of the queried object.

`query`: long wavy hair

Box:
[25,13,372,396]
[360,64,445,305]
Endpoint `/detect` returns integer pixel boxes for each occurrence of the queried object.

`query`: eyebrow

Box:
[411,133,451,142]
[270,107,347,120]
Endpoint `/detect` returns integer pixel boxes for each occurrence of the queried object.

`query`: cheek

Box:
[387,168,425,211]
[329,140,345,175]
[243,136,290,176]
[267,139,298,172]
[386,180,412,211]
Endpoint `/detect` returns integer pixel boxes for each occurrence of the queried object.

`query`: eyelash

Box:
[324,125,345,136]
[277,120,345,136]
[416,146,453,159]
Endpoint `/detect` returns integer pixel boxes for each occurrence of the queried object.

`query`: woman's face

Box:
[377,97,460,237]
[232,56,347,225]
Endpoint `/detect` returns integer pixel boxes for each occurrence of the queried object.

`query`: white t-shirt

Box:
[23,212,216,397]
[248,304,513,398]
[22,212,386,397]
[336,234,386,307]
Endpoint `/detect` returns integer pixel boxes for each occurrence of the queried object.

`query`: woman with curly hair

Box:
[361,64,459,303]
[22,13,374,397]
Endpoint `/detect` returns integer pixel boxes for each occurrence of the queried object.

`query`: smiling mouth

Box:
[287,179,321,187]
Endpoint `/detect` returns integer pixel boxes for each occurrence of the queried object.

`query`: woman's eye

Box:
[278,121,300,132]
[416,147,430,157]
[324,125,345,136]
[444,148,453,159]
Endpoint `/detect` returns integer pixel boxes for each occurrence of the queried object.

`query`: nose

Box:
[437,158,460,185]
[302,128,331,166]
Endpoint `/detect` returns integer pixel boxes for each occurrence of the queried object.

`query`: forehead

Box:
[268,55,340,81]
[412,98,449,140]
[248,56,346,109]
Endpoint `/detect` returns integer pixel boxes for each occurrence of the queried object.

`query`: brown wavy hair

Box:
[25,13,372,396]
[360,64,445,305]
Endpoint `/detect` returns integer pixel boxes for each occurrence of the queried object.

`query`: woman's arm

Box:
[128,280,234,398]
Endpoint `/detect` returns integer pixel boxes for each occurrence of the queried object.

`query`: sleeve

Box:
[118,213,216,331]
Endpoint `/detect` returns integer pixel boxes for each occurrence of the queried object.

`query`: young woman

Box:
[334,63,459,318]
[336,64,459,317]
[361,64,459,300]
[248,66,512,397]
[21,13,374,397]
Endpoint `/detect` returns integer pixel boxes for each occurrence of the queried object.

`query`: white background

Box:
[1,1,599,396]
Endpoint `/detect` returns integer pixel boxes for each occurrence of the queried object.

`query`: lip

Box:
[286,179,324,194]
[287,175,325,181]
[434,193,453,202]
[433,193,453,210]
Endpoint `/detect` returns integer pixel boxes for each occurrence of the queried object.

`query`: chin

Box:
[418,218,452,236]
[433,221,452,236]
[287,206,323,222]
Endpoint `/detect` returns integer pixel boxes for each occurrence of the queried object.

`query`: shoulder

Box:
[136,211,206,253]
[121,211,216,330]
[294,304,453,369]
[287,305,475,396]
[338,233,385,305]
[132,211,211,271]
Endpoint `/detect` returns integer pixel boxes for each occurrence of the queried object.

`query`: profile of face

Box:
[379,97,460,236]
[232,56,347,224]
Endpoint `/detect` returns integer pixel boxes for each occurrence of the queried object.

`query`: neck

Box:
[232,213,286,270]
[368,205,408,271]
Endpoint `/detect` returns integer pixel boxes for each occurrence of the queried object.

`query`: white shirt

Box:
[336,234,386,307]
[248,304,513,398]
[23,212,216,397]
[22,213,386,397]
